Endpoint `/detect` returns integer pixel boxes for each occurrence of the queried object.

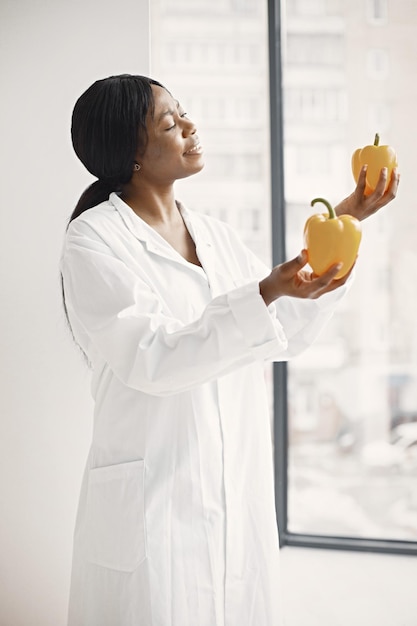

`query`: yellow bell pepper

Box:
[304,198,362,279]
[352,133,398,195]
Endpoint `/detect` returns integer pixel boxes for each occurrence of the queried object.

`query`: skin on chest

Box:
[154,219,202,267]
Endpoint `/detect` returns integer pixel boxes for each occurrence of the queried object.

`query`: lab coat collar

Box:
[109,191,168,248]
[109,192,218,284]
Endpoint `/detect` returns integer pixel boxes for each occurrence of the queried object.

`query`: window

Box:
[286,0,343,17]
[368,102,391,133]
[203,153,263,180]
[286,34,344,66]
[152,0,417,556]
[276,0,417,554]
[159,0,229,15]
[231,0,260,14]
[367,0,388,24]
[150,1,271,264]
[367,48,390,80]
[162,42,262,69]
[284,87,347,122]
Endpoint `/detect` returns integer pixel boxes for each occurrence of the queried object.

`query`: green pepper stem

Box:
[374,133,380,146]
[311,197,336,219]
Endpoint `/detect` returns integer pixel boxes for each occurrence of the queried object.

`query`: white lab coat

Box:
[61,192,347,626]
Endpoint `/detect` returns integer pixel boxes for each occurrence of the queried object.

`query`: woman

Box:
[61,74,398,626]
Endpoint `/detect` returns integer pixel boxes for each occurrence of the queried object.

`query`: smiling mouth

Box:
[184,142,203,155]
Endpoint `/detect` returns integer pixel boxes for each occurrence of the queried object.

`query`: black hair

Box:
[69,73,165,223]
[62,74,165,357]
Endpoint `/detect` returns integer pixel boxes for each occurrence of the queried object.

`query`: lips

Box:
[184,141,203,155]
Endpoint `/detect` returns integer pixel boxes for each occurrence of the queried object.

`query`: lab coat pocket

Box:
[85,459,147,572]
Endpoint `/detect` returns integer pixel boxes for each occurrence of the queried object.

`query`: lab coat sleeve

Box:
[241,241,353,361]
[61,223,289,396]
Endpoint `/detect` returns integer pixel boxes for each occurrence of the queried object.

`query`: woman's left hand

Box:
[335,165,400,222]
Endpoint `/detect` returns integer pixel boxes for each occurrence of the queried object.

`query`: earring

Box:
[134,163,141,171]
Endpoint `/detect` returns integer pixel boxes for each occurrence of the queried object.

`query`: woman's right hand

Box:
[259,249,353,307]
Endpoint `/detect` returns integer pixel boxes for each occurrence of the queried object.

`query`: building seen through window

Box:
[151,0,417,546]
[150,0,271,262]
[283,0,417,542]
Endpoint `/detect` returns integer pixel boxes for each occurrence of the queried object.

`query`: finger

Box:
[306,262,343,293]
[280,249,308,277]
[326,260,356,290]
[367,167,399,211]
[355,164,368,197]
[319,262,343,282]
[384,167,400,201]
[372,167,388,198]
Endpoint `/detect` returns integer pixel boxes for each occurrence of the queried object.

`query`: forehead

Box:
[150,85,178,116]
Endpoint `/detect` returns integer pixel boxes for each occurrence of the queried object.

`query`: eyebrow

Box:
[157,100,181,123]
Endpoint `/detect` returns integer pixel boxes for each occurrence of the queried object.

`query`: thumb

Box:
[280,249,308,277]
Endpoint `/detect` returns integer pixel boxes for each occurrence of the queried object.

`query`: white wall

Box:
[0,2,150,624]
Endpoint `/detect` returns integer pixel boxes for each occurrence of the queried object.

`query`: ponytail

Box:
[63,178,113,357]
[68,179,116,224]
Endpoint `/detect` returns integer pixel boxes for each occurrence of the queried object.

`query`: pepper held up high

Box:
[304,198,362,280]
[351,133,398,195]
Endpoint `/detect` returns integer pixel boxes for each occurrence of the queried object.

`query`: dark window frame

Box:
[267,0,417,557]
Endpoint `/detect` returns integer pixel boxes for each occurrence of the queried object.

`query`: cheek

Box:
[145,144,164,161]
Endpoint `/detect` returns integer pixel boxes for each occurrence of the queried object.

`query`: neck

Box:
[120,181,179,226]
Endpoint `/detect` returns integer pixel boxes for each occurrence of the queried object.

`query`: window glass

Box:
[283,0,417,541]
[286,34,344,65]
[366,48,390,80]
[366,0,388,24]
[150,0,271,266]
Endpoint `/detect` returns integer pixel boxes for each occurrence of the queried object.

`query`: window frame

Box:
[268,0,417,557]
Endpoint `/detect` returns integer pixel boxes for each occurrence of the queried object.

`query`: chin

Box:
[183,161,205,179]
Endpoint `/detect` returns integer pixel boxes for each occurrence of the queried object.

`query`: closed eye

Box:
[165,112,188,131]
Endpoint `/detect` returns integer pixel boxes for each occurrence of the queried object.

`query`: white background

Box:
[1,1,416,625]
[0,1,150,624]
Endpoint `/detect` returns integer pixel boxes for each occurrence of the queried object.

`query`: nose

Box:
[182,117,197,137]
